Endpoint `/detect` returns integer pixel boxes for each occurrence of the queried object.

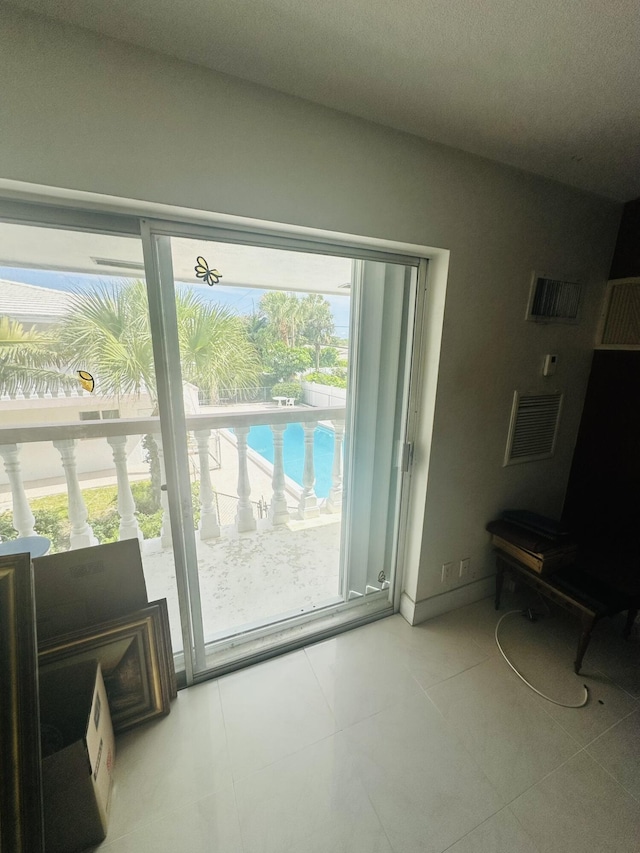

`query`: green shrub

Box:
[0,509,70,553]
[131,479,159,515]
[0,512,17,542]
[137,509,163,540]
[271,381,303,402]
[33,509,70,553]
[319,347,338,367]
[304,371,347,389]
[90,508,121,545]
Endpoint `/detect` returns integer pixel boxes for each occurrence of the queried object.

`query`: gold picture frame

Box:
[38,600,173,733]
[0,553,45,852]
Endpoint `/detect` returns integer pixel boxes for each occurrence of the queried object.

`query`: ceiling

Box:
[6,0,640,201]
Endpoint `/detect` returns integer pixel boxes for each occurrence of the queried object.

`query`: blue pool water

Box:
[245,423,337,498]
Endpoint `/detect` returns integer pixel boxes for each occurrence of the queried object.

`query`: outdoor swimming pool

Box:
[245,423,337,498]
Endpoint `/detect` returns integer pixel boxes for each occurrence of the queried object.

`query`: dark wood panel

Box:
[563,350,640,558]
[609,196,640,280]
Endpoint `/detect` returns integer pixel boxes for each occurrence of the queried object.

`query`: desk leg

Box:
[622,608,637,640]
[495,559,505,610]
[575,614,597,674]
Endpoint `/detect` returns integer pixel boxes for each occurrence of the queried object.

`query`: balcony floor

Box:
[141,515,342,651]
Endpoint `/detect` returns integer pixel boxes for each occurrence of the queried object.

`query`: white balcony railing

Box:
[0,406,346,550]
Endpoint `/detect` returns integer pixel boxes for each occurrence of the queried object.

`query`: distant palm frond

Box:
[0,315,75,396]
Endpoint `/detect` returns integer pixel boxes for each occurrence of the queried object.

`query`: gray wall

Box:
[0,7,622,614]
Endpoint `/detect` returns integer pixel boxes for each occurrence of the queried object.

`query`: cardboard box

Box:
[33,539,148,642]
[39,660,115,853]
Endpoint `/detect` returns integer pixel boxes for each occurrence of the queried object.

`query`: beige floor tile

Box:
[95,786,243,852]
[509,751,640,853]
[428,589,537,658]
[234,734,393,853]
[107,681,233,840]
[373,612,490,688]
[426,656,580,802]
[342,691,502,853]
[304,618,430,728]
[218,649,336,779]
[586,708,640,801]
[444,808,540,853]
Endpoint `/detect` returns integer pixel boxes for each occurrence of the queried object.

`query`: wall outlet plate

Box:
[459,558,470,577]
[441,562,455,585]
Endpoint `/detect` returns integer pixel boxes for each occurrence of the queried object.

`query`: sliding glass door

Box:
[141,221,421,680]
[0,204,423,685]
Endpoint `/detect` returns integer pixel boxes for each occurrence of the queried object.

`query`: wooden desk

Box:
[494,550,638,674]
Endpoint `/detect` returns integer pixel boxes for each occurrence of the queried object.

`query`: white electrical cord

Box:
[495,610,589,708]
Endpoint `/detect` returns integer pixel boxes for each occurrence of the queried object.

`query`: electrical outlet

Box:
[468,559,479,581]
[459,557,470,578]
[441,562,455,585]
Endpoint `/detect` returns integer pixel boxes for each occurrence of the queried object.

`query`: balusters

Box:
[52,438,98,549]
[106,435,142,541]
[0,444,36,537]
[327,419,345,513]
[234,426,257,532]
[269,423,290,525]
[153,433,173,548]
[298,420,320,519]
[194,429,221,539]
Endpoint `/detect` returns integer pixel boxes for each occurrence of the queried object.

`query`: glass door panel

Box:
[0,220,186,658]
[145,225,418,677]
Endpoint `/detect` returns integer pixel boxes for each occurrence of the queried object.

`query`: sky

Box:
[0,267,351,338]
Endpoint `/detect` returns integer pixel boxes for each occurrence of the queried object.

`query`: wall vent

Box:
[526,273,582,323]
[504,392,563,465]
[91,257,145,270]
[598,278,640,347]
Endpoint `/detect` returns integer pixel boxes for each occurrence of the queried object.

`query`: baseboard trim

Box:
[400,575,495,625]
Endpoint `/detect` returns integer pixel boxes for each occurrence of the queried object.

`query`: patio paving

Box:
[142,515,343,652]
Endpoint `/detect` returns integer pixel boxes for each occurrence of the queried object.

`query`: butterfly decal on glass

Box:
[77,370,95,392]
[194,256,222,286]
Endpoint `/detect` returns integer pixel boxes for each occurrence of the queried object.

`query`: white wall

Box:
[0,393,153,486]
[0,8,621,616]
[301,381,347,408]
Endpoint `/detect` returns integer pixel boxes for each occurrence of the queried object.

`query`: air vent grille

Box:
[600,279,640,346]
[527,274,582,323]
[504,392,563,465]
[91,257,145,270]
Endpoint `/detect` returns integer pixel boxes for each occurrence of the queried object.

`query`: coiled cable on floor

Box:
[495,610,589,708]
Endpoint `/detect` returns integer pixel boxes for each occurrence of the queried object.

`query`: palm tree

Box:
[57,279,261,509]
[175,289,262,399]
[0,316,75,397]
[260,291,303,346]
[301,294,335,369]
[57,280,261,404]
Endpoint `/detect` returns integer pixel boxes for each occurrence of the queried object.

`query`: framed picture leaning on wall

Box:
[38,600,174,733]
[0,552,45,852]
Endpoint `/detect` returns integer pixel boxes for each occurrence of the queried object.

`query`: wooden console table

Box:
[494,550,638,674]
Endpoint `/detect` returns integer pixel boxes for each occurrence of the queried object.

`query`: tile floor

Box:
[94,588,640,853]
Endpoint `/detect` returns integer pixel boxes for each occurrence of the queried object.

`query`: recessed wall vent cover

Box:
[504,392,563,466]
[598,278,640,347]
[526,273,582,323]
[91,257,145,270]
